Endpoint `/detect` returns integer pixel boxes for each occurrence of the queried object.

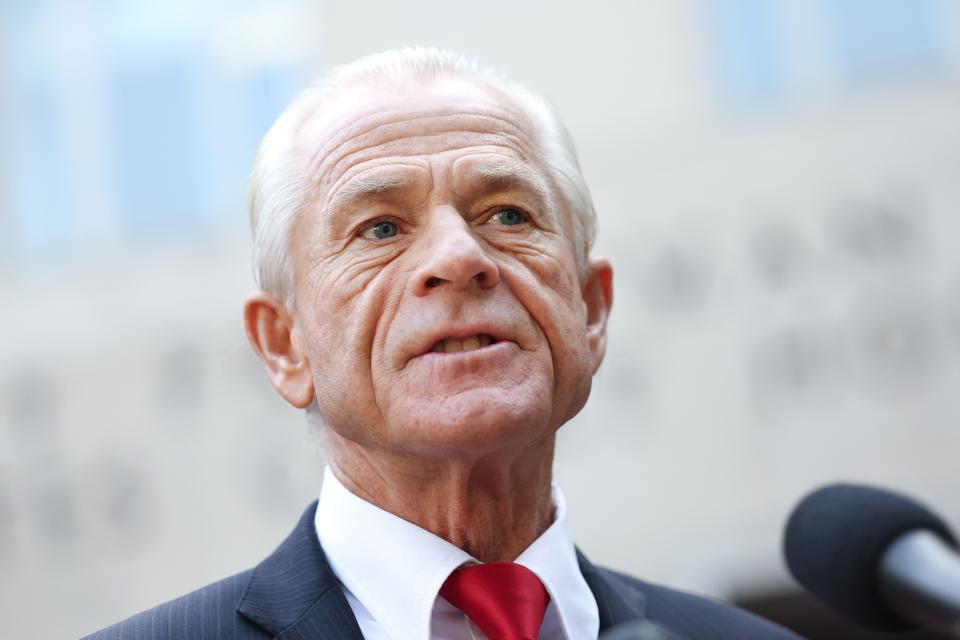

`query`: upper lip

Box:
[412,323,511,358]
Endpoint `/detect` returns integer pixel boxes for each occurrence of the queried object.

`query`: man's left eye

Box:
[491,208,527,226]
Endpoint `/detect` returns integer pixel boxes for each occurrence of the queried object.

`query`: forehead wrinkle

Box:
[326,136,533,205]
[306,109,535,184]
[308,107,531,165]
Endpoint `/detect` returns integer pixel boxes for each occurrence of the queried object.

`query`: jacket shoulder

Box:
[81,569,266,640]
[598,567,802,639]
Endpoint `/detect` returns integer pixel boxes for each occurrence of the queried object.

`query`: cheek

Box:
[296,255,402,428]
[300,244,405,337]
[508,247,585,335]
[505,249,593,412]
[306,244,403,300]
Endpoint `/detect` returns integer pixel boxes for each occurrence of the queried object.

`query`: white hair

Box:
[248,46,597,307]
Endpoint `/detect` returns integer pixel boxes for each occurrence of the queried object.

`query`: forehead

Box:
[297,78,545,194]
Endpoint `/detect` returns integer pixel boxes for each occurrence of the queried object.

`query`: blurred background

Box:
[1,0,959,637]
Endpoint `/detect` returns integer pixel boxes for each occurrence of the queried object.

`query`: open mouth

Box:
[429,334,498,354]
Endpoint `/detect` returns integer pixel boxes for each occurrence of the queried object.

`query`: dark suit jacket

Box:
[84,502,800,639]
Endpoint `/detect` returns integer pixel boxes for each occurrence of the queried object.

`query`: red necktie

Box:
[440,562,550,640]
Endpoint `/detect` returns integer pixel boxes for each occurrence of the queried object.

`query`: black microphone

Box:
[783,483,960,636]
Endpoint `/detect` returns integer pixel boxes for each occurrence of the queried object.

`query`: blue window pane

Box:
[2,4,73,262]
[705,0,787,109]
[107,52,207,236]
[10,79,73,259]
[825,0,945,84]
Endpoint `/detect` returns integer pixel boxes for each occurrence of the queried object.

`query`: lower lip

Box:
[415,340,516,364]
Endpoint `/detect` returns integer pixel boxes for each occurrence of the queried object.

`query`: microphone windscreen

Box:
[783,483,957,632]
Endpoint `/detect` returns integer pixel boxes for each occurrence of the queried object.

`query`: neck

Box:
[325,431,556,563]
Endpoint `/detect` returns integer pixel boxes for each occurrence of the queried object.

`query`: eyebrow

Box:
[326,160,550,216]
[463,160,549,200]
[327,173,414,212]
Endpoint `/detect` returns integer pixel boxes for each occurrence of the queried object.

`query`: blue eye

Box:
[362,220,399,239]
[494,208,526,226]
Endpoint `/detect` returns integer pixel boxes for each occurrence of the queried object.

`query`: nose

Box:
[412,207,499,296]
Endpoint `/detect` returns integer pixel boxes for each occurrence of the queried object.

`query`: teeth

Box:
[431,334,494,354]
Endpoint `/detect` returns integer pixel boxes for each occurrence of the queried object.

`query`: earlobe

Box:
[582,258,614,373]
[243,291,315,409]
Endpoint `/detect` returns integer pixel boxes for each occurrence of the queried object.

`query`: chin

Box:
[388,387,554,457]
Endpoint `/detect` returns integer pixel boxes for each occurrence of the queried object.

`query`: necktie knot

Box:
[440,562,550,640]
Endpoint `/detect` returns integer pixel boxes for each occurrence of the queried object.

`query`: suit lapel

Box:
[577,548,648,632]
[237,502,645,639]
[236,501,364,640]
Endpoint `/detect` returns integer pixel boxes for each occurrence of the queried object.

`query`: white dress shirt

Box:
[315,467,600,640]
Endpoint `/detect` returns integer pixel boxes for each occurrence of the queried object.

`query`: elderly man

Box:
[87,48,798,640]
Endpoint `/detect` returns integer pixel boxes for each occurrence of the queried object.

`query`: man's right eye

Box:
[360,220,399,240]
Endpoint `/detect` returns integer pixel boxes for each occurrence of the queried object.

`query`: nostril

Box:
[474,272,486,283]
[426,277,442,288]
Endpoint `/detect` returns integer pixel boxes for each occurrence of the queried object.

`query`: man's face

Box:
[287,78,606,460]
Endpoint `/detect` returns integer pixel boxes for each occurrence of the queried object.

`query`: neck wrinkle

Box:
[326,431,556,563]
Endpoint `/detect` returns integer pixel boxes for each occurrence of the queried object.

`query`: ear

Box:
[582,257,614,374]
[243,291,315,409]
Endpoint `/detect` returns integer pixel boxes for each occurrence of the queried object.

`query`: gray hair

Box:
[248,46,597,307]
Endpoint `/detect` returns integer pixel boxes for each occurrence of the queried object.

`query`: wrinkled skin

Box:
[245,77,613,560]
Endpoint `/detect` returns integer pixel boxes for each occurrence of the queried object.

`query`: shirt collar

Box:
[316,467,470,640]
[315,466,599,640]
[515,486,600,639]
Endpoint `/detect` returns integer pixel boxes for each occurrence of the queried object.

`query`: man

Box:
[87,48,799,639]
